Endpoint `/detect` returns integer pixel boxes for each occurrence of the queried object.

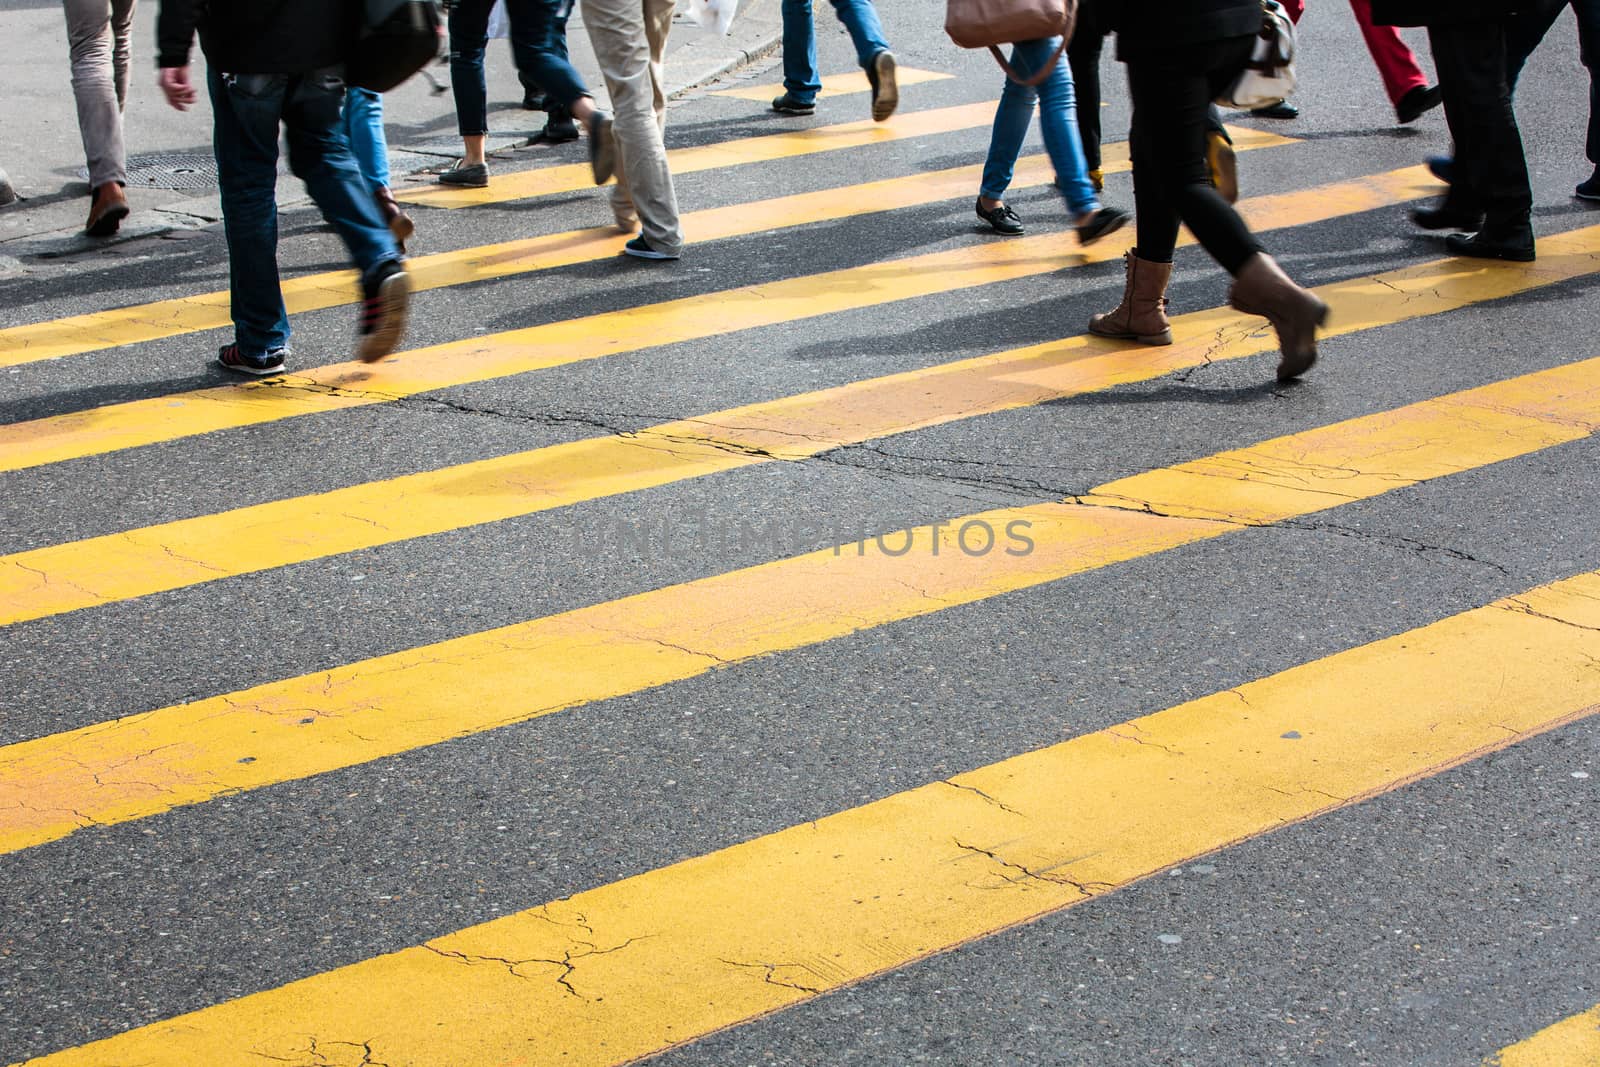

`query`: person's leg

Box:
[343,88,390,192]
[208,69,291,359]
[1506,0,1567,90]
[978,55,1038,205]
[512,0,590,136]
[448,0,494,165]
[1574,0,1600,170]
[584,0,683,254]
[1280,0,1304,21]
[1431,20,1533,232]
[1348,0,1429,107]
[1067,20,1104,175]
[780,0,821,102]
[828,0,889,67]
[62,0,127,191]
[1027,38,1102,218]
[110,0,134,111]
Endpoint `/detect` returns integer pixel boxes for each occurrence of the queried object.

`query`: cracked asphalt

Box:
[2,3,1598,1065]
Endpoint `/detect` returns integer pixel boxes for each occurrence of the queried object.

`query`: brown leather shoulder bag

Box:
[944,0,1079,87]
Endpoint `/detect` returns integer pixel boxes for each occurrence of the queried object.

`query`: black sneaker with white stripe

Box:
[357,259,411,363]
[216,343,288,376]
[623,234,680,261]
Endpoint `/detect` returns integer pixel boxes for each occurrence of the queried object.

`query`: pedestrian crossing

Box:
[1,60,1595,1067]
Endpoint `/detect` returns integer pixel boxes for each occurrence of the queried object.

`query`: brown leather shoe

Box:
[85,182,129,237]
[1089,250,1174,345]
[1229,252,1330,381]
[374,185,415,253]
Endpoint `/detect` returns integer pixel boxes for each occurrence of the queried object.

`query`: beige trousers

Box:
[63,0,136,190]
[581,0,684,254]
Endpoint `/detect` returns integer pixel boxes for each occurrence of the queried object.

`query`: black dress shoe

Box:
[1413,205,1484,231]
[1446,225,1535,262]
[1251,100,1299,119]
[1396,84,1442,124]
[976,199,1024,235]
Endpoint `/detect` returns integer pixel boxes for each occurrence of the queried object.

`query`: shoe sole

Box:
[590,117,617,185]
[772,104,816,115]
[623,245,681,261]
[1077,211,1128,247]
[357,271,412,363]
[85,204,129,238]
[439,173,489,188]
[871,53,898,122]
[216,355,286,376]
[1577,190,1600,202]
[1088,323,1173,346]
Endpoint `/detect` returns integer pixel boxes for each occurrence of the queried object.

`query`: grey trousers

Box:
[582,0,683,253]
[63,0,136,190]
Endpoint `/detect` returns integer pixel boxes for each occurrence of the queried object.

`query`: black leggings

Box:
[1127,37,1264,274]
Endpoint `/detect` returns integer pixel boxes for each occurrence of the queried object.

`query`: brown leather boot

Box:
[1229,253,1329,381]
[85,182,129,237]
[1089,251,1173,346]
[374,185,415,252]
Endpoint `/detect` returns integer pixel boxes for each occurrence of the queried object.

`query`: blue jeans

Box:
[781,0,889,101]
[450,0,589,135]
[980,38,1100,217]
[208,67,400,357]
[343,88,389,190]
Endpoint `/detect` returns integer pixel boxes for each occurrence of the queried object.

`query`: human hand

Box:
[159,66,199,111]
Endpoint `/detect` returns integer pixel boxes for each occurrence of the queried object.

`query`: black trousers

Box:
[1509,0,1600,165]
[1126,36,1263,273]
[1430,20,1533,224]
[1068,3,1106,170]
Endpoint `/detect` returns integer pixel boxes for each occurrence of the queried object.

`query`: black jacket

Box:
[1110,0,1264,52]
[157,0,357,73]
[1370,1,1518,26]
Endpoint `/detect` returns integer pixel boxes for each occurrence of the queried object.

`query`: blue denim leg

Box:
[980,66,1038,200]
[343,88,389,191]
[282,69,400,284]
[781,0,821,101]
[507,0,590,107]
[449,0,492,136]
[1023,38,1099,215]
[208,68,290,357]
[829,0,890,68]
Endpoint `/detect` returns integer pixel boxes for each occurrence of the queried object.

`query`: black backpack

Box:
[348,0,443,92]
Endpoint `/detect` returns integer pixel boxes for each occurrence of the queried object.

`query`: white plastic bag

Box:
[688,0,740,35]
[487,0,511,40]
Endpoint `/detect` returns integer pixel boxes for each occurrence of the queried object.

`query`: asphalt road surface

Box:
[1,4,1597,1066]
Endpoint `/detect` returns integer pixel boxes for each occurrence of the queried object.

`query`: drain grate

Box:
[123,153,219,191]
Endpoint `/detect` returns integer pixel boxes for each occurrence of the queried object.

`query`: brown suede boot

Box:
[85,182,129,237]
[374,186,415,252]
[1089,251,1174,346]
[1229,253,1329,381]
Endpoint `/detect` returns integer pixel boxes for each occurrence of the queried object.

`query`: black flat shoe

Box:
[1076,206,1130,246]
[1446,226,1535,262]
[976,199,1024,235]
[1413,205,1484,231]
[1396,84,1442,124]
[1251,100,1299,120]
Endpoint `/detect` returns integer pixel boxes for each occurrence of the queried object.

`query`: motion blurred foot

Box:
[1250,100,1298,120]
[1396,84,1442,124]
[1445,224,1535,262]
[868,50,899,122]
[771,92,815,115]
[85,182,129,237]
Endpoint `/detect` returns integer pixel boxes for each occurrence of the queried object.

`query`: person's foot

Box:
[1413,204,1484,231]
[623,234,681,261]
[439,160,489,187]
[1427,155,1455,184]
[587,110,616,185]
[85,182,129,237]
[1396,84,1442,124]
[1206,128,1238,204]
[1445,225,1536,262]
[356,259,412,362]
[771,92,816,116]
[216,343,287,376]
[536,107,580,144]
[975,198,1024,235]
[867,50,899,122]
[1076,206,1130,246]
[1088,168,1103,192]
[1576,167,1600,201]
[1251,100,1298,120]
[374,186,415,253]
[0,166,17,207]
[522,87,548,111]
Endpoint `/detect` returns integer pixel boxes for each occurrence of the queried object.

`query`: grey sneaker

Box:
[587,110,616,185]
[867,51,899,122]
[439,161,489,187]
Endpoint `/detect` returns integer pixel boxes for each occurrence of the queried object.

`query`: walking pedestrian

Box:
[770,0,899,122]
[1090,0,1329,382]
[1508,0,1600,199]
[156,0,412,374]
[1250,1,1443,124]
[343,89,417,251]
[582,0,684,259]
[1372,0,1536,261]
[974,37,1131,244]
[63,0,136,236]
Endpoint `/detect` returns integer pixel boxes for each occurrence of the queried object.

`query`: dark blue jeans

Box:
[449,0,588,134]
[781,0,890,102]
[208,67,399,358]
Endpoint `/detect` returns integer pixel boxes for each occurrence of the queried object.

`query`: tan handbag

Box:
[944,0,1079,87]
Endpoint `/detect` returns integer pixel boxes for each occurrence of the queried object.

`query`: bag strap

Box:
[986,36,1071,88]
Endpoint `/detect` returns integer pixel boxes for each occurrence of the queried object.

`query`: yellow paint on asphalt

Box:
[4,355,1600,857]
[1485,1004,1600,1067]
[398,100,1003,208]
[0,166,1427,474]
[15,570,1600,1067]
[0,128,1290,369]
[711,66,955,101]
[2,215,1591,627]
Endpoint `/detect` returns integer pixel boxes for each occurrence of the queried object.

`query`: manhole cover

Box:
[123,153,219,191]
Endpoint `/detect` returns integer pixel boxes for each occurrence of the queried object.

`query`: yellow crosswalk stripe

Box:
[1485,1004,1600,1066]
[0,166,1429,474]
[0,127,1241,369]
[397,100,1002,208]
[3,354,1599,856]
[1,225,1592,627]
[15,569,1600,1067]
[710,66,955,101]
